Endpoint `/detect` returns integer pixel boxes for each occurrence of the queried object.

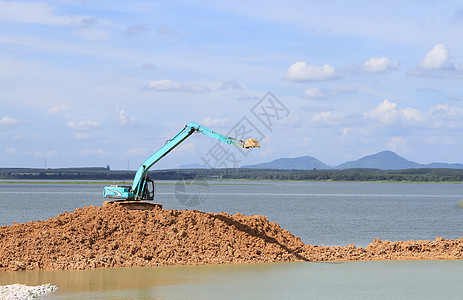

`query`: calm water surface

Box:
[1,181,463,299]
[1,260,463,299]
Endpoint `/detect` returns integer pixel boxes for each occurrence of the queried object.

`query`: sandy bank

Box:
[0,204,462,271]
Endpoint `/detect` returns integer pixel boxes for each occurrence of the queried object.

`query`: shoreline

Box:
[1,179,462,185]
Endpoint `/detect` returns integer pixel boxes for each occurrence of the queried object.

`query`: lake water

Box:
[1,180,463,299]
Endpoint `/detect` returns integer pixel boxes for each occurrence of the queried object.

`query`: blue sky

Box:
[1,0,463,169]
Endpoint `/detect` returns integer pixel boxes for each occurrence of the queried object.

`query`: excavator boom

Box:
[103,121,260,204]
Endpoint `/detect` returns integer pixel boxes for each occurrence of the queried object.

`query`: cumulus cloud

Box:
[418,44,453,70]
[144,79,211,94]
[368,99,424,125]
[408,44,463,76]
[345,57,398,73]
[0,116,25,127]
[308,98,463,133]
[366,99,463,130]
[0,0,92,25]
[428,104,463,129]
[284,61,338,81]
[66,120,100,131]
[360,57,398,73]
[115,106,136,128]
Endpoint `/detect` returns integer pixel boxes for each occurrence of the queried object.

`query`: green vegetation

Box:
[1,167,463,183]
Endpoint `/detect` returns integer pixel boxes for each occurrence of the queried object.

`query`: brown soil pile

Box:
[1,204,462,271]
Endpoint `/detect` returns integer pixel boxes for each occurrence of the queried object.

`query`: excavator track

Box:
[103,200,162,210]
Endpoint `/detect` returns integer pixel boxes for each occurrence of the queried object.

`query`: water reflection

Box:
[2,261,463,299]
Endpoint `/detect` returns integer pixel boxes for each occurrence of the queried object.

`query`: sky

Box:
[1,0,463,170]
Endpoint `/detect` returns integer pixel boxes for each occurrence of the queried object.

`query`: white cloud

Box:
[115,106,136,128]
[284,61,338,81]
[418,44,453,70]
[369,99,399,123]
[428,104,463,129]
[48,103,71,114]
[146,79,183,91]
[366,99,463,130]
[368,99,424,125]
[302,88,331,99]
[0,116,24,127]
[360,57,398,73]
[0,0,90,26]
[408,44,463,76]
[66,120,100,131]
[144,79,211,94]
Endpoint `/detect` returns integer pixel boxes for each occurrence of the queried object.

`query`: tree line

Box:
[2,167,463,182]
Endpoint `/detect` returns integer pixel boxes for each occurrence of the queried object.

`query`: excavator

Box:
[103,121,260,210]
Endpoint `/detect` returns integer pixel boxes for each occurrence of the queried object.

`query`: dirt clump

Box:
[0,204,462,271]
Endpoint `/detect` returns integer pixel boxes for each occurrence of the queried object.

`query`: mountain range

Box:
[242,151,463,170]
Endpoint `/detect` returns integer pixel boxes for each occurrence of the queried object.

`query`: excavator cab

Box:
[142,178,155,200]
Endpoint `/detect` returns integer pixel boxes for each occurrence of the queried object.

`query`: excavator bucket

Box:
[244,138,261,149]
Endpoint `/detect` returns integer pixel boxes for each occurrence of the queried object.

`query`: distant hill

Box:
[335,151,421,170]
[425,162,463,169]
[241,150,463,171]
[242,156,332,170]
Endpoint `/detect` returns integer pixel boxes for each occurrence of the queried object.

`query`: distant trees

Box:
[1,167,463,182]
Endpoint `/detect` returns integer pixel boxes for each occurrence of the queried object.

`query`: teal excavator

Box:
[103,121,260,209]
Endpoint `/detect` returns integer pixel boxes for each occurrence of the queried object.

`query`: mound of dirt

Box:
[0,204,462,271]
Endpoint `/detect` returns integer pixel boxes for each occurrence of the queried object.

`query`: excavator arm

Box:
[103,121,260,201]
